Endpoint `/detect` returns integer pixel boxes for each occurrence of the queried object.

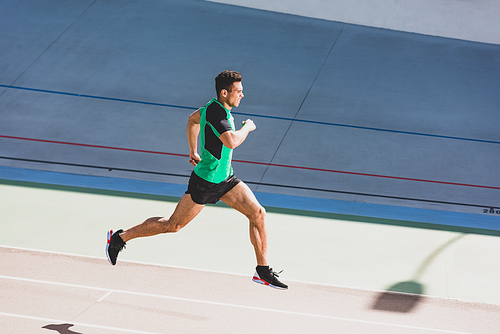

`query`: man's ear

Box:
[220,89,228,98]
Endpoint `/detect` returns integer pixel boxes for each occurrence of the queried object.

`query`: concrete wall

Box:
[207,0,500,45]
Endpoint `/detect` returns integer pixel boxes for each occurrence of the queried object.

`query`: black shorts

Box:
[186,171,241,205]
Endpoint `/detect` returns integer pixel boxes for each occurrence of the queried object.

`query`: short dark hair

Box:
[215,70,242,98]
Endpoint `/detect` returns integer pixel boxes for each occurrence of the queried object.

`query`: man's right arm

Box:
[187,109,201,166]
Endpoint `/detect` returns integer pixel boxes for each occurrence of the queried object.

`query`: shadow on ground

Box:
[42,323,83,334]
[372,281,424,313]
[372,234,466,313]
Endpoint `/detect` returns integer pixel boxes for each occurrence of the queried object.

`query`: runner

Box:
[106,70,287,290]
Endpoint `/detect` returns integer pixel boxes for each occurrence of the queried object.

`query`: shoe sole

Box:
[252,276,288,290]
[105,229,114,265]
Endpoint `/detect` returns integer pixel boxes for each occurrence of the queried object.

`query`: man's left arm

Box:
[219,119,256,149]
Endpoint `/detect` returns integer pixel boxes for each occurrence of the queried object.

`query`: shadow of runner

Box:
[372,281,424,312]
[372,234,466,313]
[42,323,83,334]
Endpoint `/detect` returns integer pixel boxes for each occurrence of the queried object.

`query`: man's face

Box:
[226,81,244,108]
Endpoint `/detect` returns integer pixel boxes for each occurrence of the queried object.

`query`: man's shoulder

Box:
[206,99,229,119]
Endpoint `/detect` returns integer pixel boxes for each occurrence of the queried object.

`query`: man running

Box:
[106,70,287,290]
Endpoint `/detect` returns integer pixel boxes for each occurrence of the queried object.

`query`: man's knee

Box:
[167,218,187,233]
[170,224,184,233]
[252,205,266,222]
[259,205,266,217]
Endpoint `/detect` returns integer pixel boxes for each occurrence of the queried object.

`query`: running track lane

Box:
[1,134,499,191]
[1,84,499,146]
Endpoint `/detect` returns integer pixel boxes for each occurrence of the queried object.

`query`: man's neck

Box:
[217,98,232,111]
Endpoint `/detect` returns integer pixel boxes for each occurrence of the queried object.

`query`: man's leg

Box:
[220,182,267,266]
[106,194,204,265]
[220,181,288,289]
[121,194,205,242]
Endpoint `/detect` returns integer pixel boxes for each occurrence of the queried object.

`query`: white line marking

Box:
[0,244,250,278]
[0,274,110,291]
[1,245,498,308]
[97,290,114,302]
[0,274,474,334]
[0,311,164,334]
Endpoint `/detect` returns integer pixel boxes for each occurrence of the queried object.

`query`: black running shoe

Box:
[252,266,288,290]
[106,229,125,265]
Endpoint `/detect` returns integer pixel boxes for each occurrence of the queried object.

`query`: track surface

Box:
[2,247,500,334]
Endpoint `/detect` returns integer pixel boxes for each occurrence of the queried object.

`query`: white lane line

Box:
[0,312,164,334]
[0,274,110,291]
[0,274,474,334]
[97,290,114,302]
[1,245,498,309]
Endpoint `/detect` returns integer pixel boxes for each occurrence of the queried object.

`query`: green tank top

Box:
[193,98,235,184]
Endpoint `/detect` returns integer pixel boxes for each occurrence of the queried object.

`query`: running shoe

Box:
[106,229,125,265]
[252,266,288,290]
